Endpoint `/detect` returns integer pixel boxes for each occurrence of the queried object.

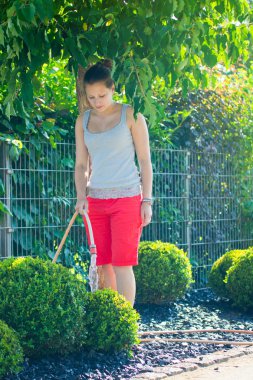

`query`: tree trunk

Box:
[76,64,89,115]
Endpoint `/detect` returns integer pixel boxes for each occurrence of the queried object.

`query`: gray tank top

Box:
[82,103,141,198]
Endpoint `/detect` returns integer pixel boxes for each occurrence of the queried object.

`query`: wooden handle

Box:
[52,211,79,263]
[52,209,97,263]
[82,209,95,246]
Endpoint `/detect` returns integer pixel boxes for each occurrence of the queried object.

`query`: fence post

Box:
[0,142,13,258]
[185,151,191,259]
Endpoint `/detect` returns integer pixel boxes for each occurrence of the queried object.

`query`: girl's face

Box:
[85,81,115,112]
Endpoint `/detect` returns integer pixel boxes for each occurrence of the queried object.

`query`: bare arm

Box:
[74,114,89,212]
[128,108,153,226]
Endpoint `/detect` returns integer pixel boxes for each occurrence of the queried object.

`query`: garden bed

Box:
[5,289,253,380]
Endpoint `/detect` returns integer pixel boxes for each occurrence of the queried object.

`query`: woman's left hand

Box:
[141,203,152,227]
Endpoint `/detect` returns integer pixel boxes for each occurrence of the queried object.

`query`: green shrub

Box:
[84,289,140,353]
[0,320,24,379]
[208,250,246,297]
[134,241,193,304]
[225,249,253,311]
[0,257,88,357]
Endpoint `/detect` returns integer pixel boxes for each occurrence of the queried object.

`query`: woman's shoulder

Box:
[125,104,134,118]
[125,104,145,122]
[75,108,91,124]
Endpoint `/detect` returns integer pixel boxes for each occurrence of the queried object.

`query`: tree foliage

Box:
[0,0,252,136]
[157,63,253,163]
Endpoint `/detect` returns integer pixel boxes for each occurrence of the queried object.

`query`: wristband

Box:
[142,197,153,206]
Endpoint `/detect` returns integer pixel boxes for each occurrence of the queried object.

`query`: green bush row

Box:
[209,248,253,311]
[0,241,193,377]
[0,258,139,361]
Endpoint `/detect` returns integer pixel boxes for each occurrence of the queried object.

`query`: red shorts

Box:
[82,195,143,266]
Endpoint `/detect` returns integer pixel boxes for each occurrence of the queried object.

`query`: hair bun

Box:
[98,59,113,70]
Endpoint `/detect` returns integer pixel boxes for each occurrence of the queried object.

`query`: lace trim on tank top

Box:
[87,184,142,199]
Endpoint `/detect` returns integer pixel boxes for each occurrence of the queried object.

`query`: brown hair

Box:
[83,59,114,88]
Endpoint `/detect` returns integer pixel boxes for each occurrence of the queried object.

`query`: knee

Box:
[113,266,133,275]
[101,264,114,273]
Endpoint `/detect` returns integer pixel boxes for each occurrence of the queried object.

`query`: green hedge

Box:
[208,250,246,297]
[84,289,140,353]
[0,320,24,379]
[226,249,253,311]
[0,257,88,357]
[0,257,141,357]
[134,241,193,304]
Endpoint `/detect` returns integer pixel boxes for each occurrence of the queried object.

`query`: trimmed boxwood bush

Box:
[84,289,140,353]
[0,257,88,357]
[0,320,24,379]
[225,249,253,311]
[134,241,193,304]
[208,250,246,297]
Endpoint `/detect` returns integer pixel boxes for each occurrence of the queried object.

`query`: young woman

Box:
[74,59,153,306]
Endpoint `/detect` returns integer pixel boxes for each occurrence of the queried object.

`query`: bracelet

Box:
[142,197,153,206]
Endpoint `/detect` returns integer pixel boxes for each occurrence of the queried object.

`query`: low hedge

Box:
[134,241,193,304]
[84,289,140,353]
[208,250,246,297]
[0,257,88,357]
[0,320,24,379]
[225,249,253,311]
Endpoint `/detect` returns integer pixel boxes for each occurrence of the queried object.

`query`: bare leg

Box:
[101,264,117,290]
[113,266,136,306]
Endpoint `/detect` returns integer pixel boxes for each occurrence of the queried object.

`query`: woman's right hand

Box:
[75,198,88,214]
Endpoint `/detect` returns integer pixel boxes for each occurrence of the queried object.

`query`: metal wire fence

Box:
[1,140,253,288]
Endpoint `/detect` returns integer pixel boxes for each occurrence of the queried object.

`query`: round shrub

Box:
[208,250,245,297]
[0,257,88,357]
[0,320,24,379]
[134,241,193,304]
[225,249,253,311]
[84,289,140,352]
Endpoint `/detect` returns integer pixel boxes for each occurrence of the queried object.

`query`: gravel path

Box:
[5,290,253,380]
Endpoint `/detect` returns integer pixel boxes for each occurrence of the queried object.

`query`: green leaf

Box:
[202,45,218,68]
[21,72,34,106]
[14,98,30,119]
[6,5,16,18]
[34,0,54,23]
[9,145,20,161]
[125,76,137,99]
[215,3,225,14]
[0,201,13,217]
[61,158,74,168]
[177,58,188,72]
[5,103,11,120]
[12,38,21,57]
[0,26,4,46]
[7,18,19,37]
[64,37,87,67]
[49,135,56,148]
[19,232,33,250]
[8,68,18,96]
[20,4,36,23]
[0,179,5,196]
[94,17,104,28]
[12,204,34,226]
